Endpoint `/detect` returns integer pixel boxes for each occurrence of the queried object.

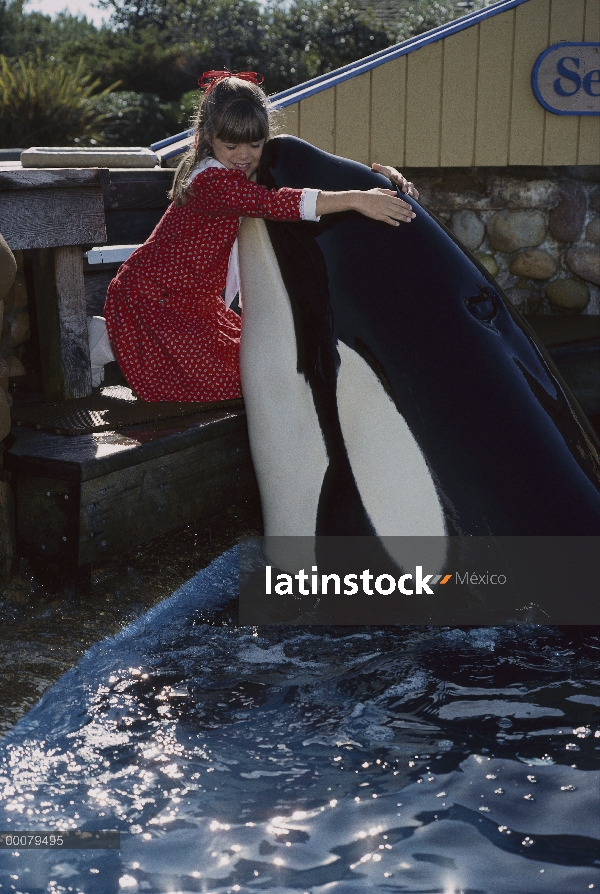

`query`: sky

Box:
[24,0,110,27]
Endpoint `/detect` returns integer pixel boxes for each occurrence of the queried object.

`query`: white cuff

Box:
[300,188,321,221]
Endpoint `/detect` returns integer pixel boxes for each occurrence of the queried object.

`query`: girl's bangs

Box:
[216,102,269,145]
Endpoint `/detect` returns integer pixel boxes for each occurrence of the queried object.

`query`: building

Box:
[262,0,599,316]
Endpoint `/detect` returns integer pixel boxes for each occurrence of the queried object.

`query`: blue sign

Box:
[531,42,600,115]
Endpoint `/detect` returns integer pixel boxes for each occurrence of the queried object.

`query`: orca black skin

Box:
[257,136,600,537]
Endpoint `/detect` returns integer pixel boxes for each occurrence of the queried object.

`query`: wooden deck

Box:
[1,162,263,580]
[5,407,259,570]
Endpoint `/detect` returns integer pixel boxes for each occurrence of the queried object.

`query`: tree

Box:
[394,0,494,42]
[263,0,390,93]
[0,1,96,58]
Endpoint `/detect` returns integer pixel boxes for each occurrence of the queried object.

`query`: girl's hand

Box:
[350,188,416,226]
[315,187,416,225]
[371,163,419,200]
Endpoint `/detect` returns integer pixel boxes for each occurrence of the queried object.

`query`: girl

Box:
[104,72,418,403]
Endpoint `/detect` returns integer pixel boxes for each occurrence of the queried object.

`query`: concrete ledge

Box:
[21,147,159,169]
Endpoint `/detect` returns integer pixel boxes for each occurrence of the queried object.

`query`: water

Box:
[0,547,598,893]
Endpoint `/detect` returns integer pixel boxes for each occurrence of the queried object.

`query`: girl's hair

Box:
[169,77,271,205]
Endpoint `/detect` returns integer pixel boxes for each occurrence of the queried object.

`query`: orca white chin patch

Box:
[238,217,328,541]
[336,342,446,538]
[239,217,446,570]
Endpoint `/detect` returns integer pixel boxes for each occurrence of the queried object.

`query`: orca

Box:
[239,136,600,544]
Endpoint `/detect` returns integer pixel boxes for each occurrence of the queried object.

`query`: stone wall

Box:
[404,165,600,316]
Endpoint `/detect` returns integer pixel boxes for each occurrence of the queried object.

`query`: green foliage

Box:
[0,52,118,148]
[0,1,96,58]
[394,0,494,42]
[91,90,190,145]
[263,0,390,92]
[77,28,196,100]
[93,0,390,96]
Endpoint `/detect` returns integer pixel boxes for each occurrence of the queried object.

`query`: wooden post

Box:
[31,246,92,401]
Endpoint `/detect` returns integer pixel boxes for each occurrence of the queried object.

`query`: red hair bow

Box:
[198,70,264,93]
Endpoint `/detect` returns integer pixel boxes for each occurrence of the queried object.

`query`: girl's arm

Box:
[315,188,416,227]
[192,167,416,227]
[192,168,309,221]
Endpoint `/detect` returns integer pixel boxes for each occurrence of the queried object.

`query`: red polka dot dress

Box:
[104,164,315,402]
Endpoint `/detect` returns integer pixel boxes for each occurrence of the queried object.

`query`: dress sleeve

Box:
[191,168,319,221]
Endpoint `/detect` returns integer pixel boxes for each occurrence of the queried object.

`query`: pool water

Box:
[0,547,598,893]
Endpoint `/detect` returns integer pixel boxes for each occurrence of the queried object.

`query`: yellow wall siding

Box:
[370,55,407,166]
[279,0,598,167]
[298,89,335,152]
[440,25,479,166]
[405,40,443,167]
[277,103,299,138]
[584,0,600,40]
[335,73,371,162]
[475,12,516,165]
[542,0,586,164]
[508,0,550,165]
[578,0,600,164]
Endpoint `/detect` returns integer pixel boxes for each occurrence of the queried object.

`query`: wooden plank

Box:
[0,168,106,191]
[578,0,600,164]
[14,475,79,563]
[0,187,106,251]
[440,28,478,166]
[370,55,406,167]
[543,0,585,164]
[578,115,600,165]
[29,247,91,401]
[405,40,443,167]
[335,73,371,163]
[105,209,163,245]
[277,103,299,137]
[54,246,92,400]
[30,248,65,402]
[79,427,258,564]
[508,0,549,165]
[84,265,120,317]
[299,89,335,153]
[6,410,249,481]
[475,12,515,165]
[584,0,600,40]
[103,170,174,211]
[105,179,172,211]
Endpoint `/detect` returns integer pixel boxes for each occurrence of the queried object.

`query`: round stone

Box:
[546,278,590,313]
[10,311,30,348]
[450,211,485,250]
[5,355,26,378]
[486,211,546,253]
[566,247,600,286]
[509,249,558,280]
[590,187,600,214]
[505,285,541,315]
[475,251,499,277]
[0,233,16,303]
[548,182,586,242]
[585,217,600,244]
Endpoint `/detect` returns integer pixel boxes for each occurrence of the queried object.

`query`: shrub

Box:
[0,51,118,148]
[91,90,192,146]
